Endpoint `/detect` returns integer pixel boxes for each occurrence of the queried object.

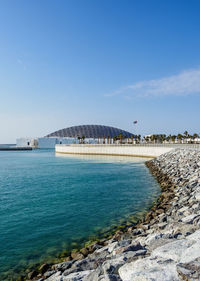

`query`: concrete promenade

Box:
[55,144,175,158]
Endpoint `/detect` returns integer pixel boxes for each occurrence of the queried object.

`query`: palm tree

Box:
[82,136,85,144]
[130,135,134,144]
[166,134,171,143]
[118,133,123,144]
[155,135,159,143]
[113,136,117,144]
[177,134,183,144]
[183,131,189,143]
[156,134,165,143]
[150,135,155,143]
[193,133,198,143]
[171,135,176,143]
[145,136,151,143]
[135,134,141,144]
[161,134,166,143]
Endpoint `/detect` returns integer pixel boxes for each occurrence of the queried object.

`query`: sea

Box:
[0,148,160,280]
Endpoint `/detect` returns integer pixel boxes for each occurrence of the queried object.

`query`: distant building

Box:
[17,125,135,148]
[40,125,134,148]
[38,137,80,148]
[16,138,38,148]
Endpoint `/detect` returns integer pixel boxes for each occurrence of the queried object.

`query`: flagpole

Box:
[133,121,138,144]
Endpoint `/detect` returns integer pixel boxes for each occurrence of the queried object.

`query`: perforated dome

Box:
[46,125,134,138]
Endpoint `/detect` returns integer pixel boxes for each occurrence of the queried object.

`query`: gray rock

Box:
[102,256,125,275]
[181,214,200,224]
[152,235,197,263]
[98,274,122,281]
[72,258,96,271]
[195,194,200,201]
[112,242,144,256]
[44,271,57,278]
[176,257,200,280]
[119,256,179,281]
[53,261,73,271]
[157,222,168,229]
[120,249,147,261]
[63,270,94,281]
[107,242,119,253]
[83,266,102,281]
[45,271,62,281]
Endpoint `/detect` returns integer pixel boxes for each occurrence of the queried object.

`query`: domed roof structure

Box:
[46,125,134,138]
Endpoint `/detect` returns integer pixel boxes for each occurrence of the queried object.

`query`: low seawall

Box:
[0,146,32,151]
[55,144,173,158]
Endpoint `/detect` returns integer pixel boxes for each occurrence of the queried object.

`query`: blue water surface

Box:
[0,149,160,280]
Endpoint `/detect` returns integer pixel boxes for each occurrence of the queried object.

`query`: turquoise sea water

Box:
[0,149,160,280]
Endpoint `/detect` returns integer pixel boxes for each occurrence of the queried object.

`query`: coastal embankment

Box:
[0,146,32,151]
[55,144,174,158]
[27,148,200,281]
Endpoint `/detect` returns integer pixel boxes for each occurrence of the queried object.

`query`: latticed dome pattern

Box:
[46,125,134,138]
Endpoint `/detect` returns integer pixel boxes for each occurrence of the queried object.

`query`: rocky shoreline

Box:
[26,149,200,281]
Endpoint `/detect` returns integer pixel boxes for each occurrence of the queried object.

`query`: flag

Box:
[133,121,138,124]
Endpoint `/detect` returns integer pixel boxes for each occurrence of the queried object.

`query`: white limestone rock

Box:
[186,229,200,241]
[181,214,200,224]
[107,242,119,253]
[102,256,126,275]
[119,230,200,281]
[151,239,195,263]
[45,271,62,281]
[63,270,94,281]
[119,257,179,281]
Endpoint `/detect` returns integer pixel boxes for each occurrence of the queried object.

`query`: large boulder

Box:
[176,257,200,280]
[62,270,94,281]
[119,256,179,281]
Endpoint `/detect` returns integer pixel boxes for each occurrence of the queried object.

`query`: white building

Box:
[16,138,38,148]
[38,137,79,148]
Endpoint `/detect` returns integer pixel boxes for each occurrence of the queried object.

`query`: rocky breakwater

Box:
[28,149,200,281]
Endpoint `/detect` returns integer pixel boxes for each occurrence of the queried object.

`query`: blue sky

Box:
[0,0,200,143]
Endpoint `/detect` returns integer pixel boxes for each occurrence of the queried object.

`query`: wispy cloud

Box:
[106,68,200,98]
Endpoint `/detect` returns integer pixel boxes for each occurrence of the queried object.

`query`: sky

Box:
[0,0,200,143]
